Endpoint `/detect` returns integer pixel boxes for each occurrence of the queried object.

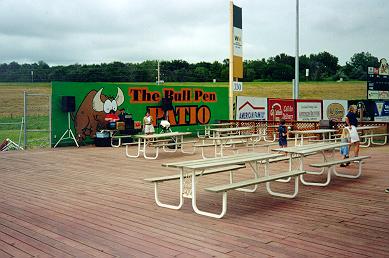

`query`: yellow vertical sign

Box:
[229,1,243,120]
[232,3,243,78]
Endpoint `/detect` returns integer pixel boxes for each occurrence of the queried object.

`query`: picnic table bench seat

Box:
[205,170,306,193]
[301,156,371,186]
[202,169,306,218]
[151,140,197,148]
[359,133,389,138]
[359,133,388,146]
[309,155,370,168]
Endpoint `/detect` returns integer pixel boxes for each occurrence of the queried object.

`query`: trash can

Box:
[319,120,335,139]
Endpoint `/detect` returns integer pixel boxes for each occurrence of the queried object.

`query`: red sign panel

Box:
[267,98,295,121]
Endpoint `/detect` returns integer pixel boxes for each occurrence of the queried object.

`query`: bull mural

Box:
[74,88,125,141]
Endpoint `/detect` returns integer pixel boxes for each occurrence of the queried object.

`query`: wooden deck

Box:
[1,144,389,257]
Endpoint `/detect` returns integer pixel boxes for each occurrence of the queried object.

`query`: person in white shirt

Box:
[143,111,155,134]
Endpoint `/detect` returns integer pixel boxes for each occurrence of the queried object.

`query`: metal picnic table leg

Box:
[154,168,184,210]
[191,169,227,218]
[181,135,196,154]
[125,138,141,158]
[265,159,300,198]
[233,161,259,193]
[371,135,387,145]
[143,139,159,160]
[300,151,332,186]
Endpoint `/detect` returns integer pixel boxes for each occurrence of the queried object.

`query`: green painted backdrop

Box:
[51,82,229,146]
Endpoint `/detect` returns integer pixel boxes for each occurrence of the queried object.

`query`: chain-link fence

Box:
[0,84,51,150]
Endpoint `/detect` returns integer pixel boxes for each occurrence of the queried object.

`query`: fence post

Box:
[23,91,27,149]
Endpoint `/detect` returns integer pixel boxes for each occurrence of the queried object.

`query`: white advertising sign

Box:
[297,101,322,121]
[323,100,348,122]
[236,96,267,120]
[233,27,243,57]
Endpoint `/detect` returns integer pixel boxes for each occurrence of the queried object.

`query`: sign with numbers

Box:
[233,81,243,92]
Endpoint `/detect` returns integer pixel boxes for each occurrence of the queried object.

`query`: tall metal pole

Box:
[23,91,27,149]
[48,94,52,147]
[294,0,300,99]
[228,1,234,120]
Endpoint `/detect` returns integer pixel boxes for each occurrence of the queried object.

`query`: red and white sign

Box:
[267,98,295,121]
[236,96,267,120]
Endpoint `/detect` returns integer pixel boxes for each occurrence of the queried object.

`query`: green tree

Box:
[346,52,379,80]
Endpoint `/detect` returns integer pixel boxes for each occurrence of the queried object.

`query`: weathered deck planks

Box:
[1,144,389,257]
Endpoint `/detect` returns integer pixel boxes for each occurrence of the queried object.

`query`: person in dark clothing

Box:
[345,105,360,157]
[346,105,358,127]
[278,118,288,148]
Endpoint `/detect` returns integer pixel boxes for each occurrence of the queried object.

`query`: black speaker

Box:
[61,96,76,112]
[161,97,173,111]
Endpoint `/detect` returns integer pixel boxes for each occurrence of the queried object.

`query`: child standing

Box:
[340,127,350,167]
[278,118,288,148]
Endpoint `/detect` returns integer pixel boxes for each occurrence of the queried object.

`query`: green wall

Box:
[51,82,228,146]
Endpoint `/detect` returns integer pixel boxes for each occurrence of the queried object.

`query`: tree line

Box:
[0,51,380,83]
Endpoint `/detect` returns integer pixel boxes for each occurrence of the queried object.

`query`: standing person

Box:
[143,110,155,135]
[339,127,350,167]
[278,118,288,148]
[345,105,360,157]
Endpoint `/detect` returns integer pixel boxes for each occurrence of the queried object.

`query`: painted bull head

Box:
[92,88,124,114]
[74,88,125,142]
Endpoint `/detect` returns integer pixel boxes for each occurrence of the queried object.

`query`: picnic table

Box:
[210,126,253,136]
[356,125,388,147]
[197,122,235,138]
[144,152,306,218]
[291,129,337,146]
[125,131,195,159]
[196,133,261,158]
[274,142,370,186]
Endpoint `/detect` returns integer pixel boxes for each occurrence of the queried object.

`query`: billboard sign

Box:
[367,57,389,100]
[323,100,347,122]
[51,82,228,146]
[236,96,267,120]
[374,101,389,122]
[267,98,295,121]
[296,100,322,121]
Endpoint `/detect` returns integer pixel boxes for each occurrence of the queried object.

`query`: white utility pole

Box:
[228,1,234,120]
[31,70,34,83]
[157,60,160,85]
[294,0,300,99]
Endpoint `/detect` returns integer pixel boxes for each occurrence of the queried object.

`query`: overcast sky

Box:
[0,0,388,65]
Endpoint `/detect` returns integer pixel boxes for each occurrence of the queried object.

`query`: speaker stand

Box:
[54,112,79,148]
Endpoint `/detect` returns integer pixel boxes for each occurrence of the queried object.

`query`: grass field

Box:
[0,81,367,148]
